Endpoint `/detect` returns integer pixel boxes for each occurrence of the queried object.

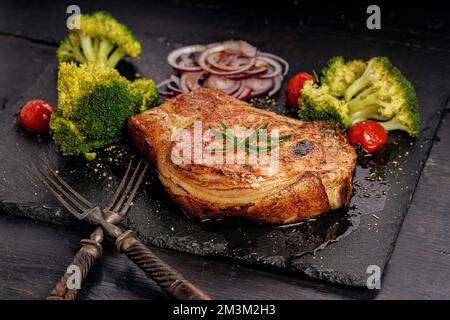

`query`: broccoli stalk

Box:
[57,11,141,68]
[378,112,420,134]
[50,62,159,159]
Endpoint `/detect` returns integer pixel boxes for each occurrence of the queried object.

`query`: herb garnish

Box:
[207,121,291,153]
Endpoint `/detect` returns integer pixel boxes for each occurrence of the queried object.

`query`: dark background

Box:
[139,0,450,47]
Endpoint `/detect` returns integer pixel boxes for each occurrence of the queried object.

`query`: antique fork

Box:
[36,160,212,300]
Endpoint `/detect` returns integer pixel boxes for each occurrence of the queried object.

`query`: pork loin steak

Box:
[128,88,356,224]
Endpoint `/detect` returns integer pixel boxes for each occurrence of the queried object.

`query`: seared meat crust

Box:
[128,88,356,224]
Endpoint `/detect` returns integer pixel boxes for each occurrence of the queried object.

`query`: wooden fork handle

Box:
[47,240,102,300]
[116,231,213,300]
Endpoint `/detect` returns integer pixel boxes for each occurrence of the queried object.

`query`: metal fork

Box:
[37,160,212,300]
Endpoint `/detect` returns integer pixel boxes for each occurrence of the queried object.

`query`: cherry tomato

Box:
[347,120,388,154]
[286,72,316,108]
[19,99,56,133]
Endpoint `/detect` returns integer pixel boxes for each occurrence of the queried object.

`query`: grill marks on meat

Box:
[128,88,356,224]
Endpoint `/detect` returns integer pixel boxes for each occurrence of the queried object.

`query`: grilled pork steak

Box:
[128,88,356,224]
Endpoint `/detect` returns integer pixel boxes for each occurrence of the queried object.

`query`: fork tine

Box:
[47,168,93,208]
[119,163,148,216]
[37,171,85,218]
[40,170,90,214]
[104,161,132,211]
[112,159,143,213]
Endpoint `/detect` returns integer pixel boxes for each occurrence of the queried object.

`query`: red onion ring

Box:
[167,75,183,93]
[160,40,288,100]
[268,75,283,96]
[227,66,268,79]
[222,40,257,58]
[167,83,183,94]
[156,78,173,89]
[198,44,256,76]
[259,52,290,76]
[167,45,205,72]
[181,71,204,92]
[204,75,240,94]
[245,78,274,96]
[159,90,176,97]
[256,57,282,79]
[236,86,252,100]
[206,52,241,71]
[157,78,180,96]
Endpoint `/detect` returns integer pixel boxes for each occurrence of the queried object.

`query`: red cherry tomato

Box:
[19,99,56,133]
[286,72,316,108]
[347,120,388,154]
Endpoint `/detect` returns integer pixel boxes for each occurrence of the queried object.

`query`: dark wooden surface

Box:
[0,0,449,299]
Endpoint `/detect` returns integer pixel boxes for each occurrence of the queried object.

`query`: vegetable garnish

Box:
[347,120,388,154]
[50,62,159,160]
[298,56,420,137]
[158,40,289,100]
[207,121,291,153]
[19,99,55,132]
[286,72,316,108]
[57,11,141,68]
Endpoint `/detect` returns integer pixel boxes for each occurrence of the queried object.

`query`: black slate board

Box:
[1,15,449,287]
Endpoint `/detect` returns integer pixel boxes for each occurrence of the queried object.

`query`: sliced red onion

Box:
[208,56,255,73]
[170,75,181,86]
[245,78,274,96]
[167,75,183,93]
[206,52,242,71]
[156,78,173,89]
[167,45,205,72]
[239,41,257,58]
[259,52,290,76]
[198,44,256,76]
[167,82,183,94]
[157,78,180,96]
[257,57,282,79]
[230,80,247,98]
[236,86,252,100]
[181,71,204,91]
[222,40,257,58]
[159,90,176,97]
[204,75,240,94]
[227,67,268,79]
[268,75,283,96]
[179,73,190,93]
[163,40,288,101]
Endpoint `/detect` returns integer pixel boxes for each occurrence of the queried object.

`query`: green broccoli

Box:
[50,62,159,159]
[57,11,141,68]
[298,80,352,129]
[344,57,420,136]
[320,56,367,97]
[298,56,421,137]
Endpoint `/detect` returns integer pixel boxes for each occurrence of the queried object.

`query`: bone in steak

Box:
[128,88,356,224]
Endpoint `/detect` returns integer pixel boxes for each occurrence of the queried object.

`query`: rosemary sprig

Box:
[206,122,291,153]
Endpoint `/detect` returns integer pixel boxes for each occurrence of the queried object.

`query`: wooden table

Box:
[0,0,449,300]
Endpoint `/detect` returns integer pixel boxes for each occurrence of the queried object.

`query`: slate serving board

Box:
[1,12,449,287]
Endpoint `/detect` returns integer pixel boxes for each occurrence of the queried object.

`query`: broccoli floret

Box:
[50,62,158,159]
[321,56,367,97]
[57,11,141,68]
[298,57,421,137]
[298,80,352,129]
[378,94,420,137]
[344,57,420,137]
